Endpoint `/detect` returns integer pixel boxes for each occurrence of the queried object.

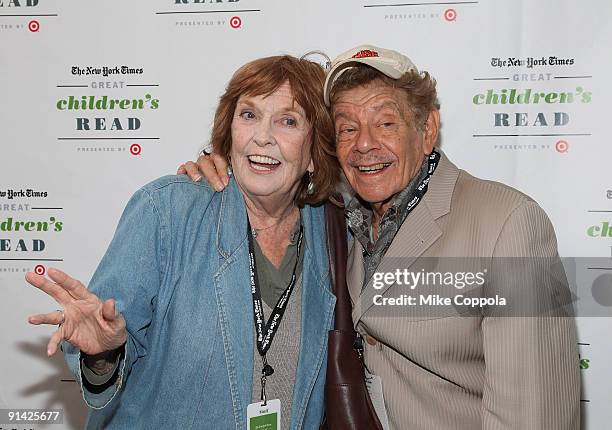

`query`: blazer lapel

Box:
[350,151,460,324]
[352,202,442,323]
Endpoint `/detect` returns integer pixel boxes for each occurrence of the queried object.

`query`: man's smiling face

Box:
[332,79,439,213]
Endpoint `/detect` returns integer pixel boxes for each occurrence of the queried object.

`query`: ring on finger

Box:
[56,309,65,326]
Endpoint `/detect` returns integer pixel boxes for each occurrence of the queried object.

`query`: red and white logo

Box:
[444,9,457,22]
[351,50,379,59]
[34,264,45,275]
[230,16,242,29]
[130,144,142,156]
[28,20,40,32]
[555,140,569,153]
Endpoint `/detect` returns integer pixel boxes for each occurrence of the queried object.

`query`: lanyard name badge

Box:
[246,219,304,430]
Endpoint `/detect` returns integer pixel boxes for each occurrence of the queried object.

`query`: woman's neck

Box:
[243,194,299,268]
[243,194,298,230]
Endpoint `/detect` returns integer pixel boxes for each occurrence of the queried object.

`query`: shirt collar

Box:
[344,151,434,255]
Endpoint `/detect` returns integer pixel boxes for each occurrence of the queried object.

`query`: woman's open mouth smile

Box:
[247,154,282,173]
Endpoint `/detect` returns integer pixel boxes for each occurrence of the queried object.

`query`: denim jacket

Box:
[63,175,336,429]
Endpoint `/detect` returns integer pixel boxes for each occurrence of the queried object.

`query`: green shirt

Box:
[252,219,303,307]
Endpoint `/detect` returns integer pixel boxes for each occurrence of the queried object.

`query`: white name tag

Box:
[247,399,281,430]
[365,369,391,430]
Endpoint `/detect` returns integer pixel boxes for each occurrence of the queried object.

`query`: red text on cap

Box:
[351,50,379,59]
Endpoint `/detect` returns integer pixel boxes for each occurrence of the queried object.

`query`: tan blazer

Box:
[347,153,580,430]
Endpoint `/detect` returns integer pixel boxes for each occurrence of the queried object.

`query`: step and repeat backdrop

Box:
[1,0,610,428]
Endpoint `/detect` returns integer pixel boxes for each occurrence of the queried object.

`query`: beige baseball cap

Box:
[323,44,418,106]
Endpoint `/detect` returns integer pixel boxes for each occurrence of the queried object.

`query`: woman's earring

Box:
[227,156,233,176]
[306,172,315,195]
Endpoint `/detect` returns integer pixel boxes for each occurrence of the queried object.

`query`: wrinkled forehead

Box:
[332,83,408,118]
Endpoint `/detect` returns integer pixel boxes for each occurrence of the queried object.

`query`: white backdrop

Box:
[1,0,610,428]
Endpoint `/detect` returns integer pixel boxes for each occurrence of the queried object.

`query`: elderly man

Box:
[180,45,580,429]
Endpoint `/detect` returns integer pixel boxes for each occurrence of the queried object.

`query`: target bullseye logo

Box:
[28,20,40,32]
[555,140,569,153]
[444,9,457,21]
[230,16,242,29]
[130,144,142,156]
[34,265,45,276]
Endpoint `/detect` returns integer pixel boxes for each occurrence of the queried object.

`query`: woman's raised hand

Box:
[26,268,127,357]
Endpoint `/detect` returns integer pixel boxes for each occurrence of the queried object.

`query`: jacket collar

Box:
[422,150,459,220]
[216,178,249,259]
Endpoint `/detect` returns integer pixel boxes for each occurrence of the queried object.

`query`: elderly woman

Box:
[26,55,338,429]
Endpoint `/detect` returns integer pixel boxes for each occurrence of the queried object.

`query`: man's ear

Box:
[422,109,440,154]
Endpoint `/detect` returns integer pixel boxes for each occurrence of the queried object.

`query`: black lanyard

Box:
[400,149,439,215]
[247,219,304,404]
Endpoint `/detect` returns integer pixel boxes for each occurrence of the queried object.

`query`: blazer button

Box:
[365,335,377,346]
